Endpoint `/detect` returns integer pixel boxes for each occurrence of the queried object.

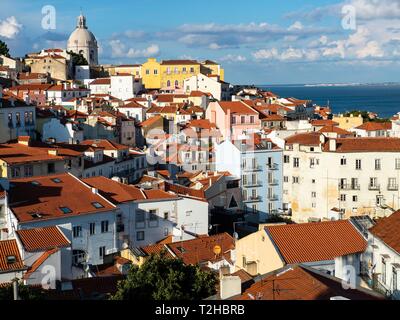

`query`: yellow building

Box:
[332,114,364,130]
[141,58,224,89]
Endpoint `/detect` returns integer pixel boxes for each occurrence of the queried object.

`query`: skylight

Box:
[31,181,41,186]
[52,178,62,183]
[60,207,72,214]
[91,202,104,209]
[6,255,16,264]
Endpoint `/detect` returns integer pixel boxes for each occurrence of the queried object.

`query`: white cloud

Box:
[109,40,159,58]
[288,21,303,31]
[0,16,22,39]
[219,54,247,62]
[252,48,279,60]
[280,47,304,61]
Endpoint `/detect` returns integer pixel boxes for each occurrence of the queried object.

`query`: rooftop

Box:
[16,226,70,252]
[369,210,400,254]
[265,220,367,264]
[0,239,25,273]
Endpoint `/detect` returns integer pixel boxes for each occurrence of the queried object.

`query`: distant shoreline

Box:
[257,82,400,88]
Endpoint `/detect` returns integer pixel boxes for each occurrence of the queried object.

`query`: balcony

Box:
[388,184,399,191]
[268,195,279,201]
[267,163,279,170]
[338,184,361,191]
[268,179,279,186]
[242,165,262,172]
[368,184,381,191]
[243,196,262,203]
[243,180,262,187]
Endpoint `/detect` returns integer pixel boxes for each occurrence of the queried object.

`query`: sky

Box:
[1,0,400,84]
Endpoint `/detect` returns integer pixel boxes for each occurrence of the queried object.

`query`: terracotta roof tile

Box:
[329,137,400,152]
[369,210,400,253]
[355,121,392,131]
[285,132,322,146]
[0,239,25,272]
[9,173,115,223]
[16,226,70,252]
[236,265,382,300]
[265,220,367,264]
[218,101,258,115]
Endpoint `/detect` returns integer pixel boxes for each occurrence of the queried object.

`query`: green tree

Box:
[0,281,45,300]
[110,253,217,300]
[67,50,88,66]
[0,40,10,57]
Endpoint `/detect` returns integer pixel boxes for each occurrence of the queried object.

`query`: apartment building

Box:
[215,134,283,223]
[283,132,400,222]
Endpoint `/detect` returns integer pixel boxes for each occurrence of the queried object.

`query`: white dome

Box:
[68,28,97,47]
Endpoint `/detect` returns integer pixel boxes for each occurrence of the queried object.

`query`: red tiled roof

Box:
[89,78,111,86]
[236,265,382,300]
[327,137,400,153]
[139,115,163,128]
[355,121,392,131]
[319,125,353,135]
[186,119,216,130]
[311,120,339,127]
[80,139,128,151]
[0,239,25,273]
[16,226,70,252]
[218,101,258,115]
[369,210,400,253]
[167,233,235,265]
[285,132,322,146]
[265,220,367,264]
[9,173,116,223]
[164,182,206,200]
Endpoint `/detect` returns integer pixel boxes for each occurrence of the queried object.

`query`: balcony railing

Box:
[268,195,279,201]
[267,163,279,170]
[242,165,262,172]
[338,184,360,190]
[243,180,262,187]
[243,196,262,203]
[369,184,381,191]
[268,179,279,186]
[388,184,399,191]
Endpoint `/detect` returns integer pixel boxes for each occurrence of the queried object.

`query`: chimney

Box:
[48,149,58,156]
[329,139,337,151]
[18,136,31,146]
[219,276,242,300]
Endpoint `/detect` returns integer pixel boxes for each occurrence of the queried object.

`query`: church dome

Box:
[67,15,97,47]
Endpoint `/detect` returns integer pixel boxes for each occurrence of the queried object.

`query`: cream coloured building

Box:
[283,132,400,223]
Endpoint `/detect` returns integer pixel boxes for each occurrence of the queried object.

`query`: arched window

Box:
[175,80,179,87]
[167,80,171,87]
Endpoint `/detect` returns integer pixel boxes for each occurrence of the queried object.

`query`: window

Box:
[101,220,109,233]
[356,159,362,170]
[52,178,62,183]
[99,246,106,258]
[145,69,150,75]
[382,258,387,284]
[353,195,358,202]
[47,163,55,174]
[310,158,316,168]
[396,158,400,170]
[136,231,145,241]
[89,222,95,235]
[312,179,316,184]
[375,159,381,170]
[393,267,398,291]
[293,177,299,184]
[164,228,169,237]
[311,192,316,198]
[389,178,397,189]
[24,165,33,177]
[154,69,158,75]
[250,116,255,124]
[241,116,245,123]
[175,80,179,87]
[186,211,192,216]
[73,226,82,238]
[190,67,194,73]
[340,158,347,165]
[16,112,21,126]
[293,158,299,168]
[60,207,72,214]
[164,212,169,220]
[284,155,290,163]
[252,204,258,213]
[6,255,16,264]
[340,194,346,202]
[92,202,104,209]
[283,176,289,183]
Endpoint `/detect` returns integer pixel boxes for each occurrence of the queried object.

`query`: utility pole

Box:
[12,278,20,300]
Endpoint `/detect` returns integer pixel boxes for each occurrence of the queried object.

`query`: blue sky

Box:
[1,0,400,84]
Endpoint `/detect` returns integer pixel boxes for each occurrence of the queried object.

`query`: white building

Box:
[283,132,400,222]
[6,173,118,266]
[183,73,229,101]
[83,176,209,248]
[110,74,135,101]
[359,212,400,299]
[89,78,111,95]
[42,118,84,144]
[67,14,98,66]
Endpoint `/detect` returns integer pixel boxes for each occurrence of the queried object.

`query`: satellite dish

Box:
[213,245,221,256]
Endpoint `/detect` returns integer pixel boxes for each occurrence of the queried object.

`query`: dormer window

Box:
[6,255,16,264]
